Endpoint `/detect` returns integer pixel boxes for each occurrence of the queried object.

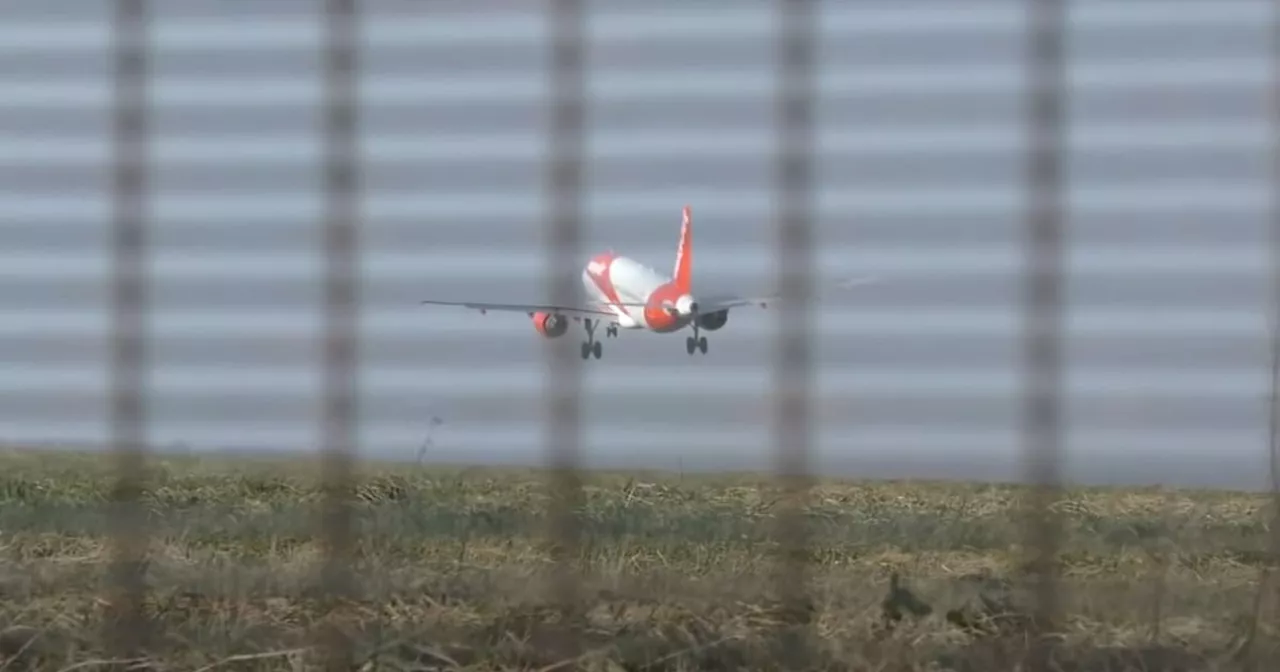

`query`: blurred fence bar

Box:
[1271,0,1280,494]
[771,0,819,663]
[543,0,588,626]
[317,0,361,668]
[106,0,151,658]
[1259,1,1280,662]
[1020,0,1067,666]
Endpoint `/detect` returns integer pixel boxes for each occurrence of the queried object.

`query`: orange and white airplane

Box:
[419,205,788,360]
[420,205,876,360]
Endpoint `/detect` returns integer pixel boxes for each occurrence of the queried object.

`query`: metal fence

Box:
[3,0,1280,668]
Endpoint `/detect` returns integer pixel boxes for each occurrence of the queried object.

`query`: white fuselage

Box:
[581,254,692,331]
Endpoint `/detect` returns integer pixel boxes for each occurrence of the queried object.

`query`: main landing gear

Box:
[685,322,708,355]
[579,318,616,360]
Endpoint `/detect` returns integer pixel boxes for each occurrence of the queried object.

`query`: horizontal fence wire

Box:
[0,0,1276,668]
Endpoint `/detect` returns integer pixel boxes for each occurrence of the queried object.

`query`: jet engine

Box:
[532,311,569,338]
[697,309,729,331]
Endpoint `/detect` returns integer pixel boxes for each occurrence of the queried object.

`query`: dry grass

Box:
[0,448,1274,670]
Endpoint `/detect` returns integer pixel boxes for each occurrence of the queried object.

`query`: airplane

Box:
[419,205,873,360]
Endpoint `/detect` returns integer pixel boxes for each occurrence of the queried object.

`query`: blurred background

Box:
[0,0,1275,489]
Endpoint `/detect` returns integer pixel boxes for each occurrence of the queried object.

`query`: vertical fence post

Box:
[1250,2,1280,666]
[772,0,818,666]
[106,0,151,659]
[543,0,587,630]
[318,0,361,668]
[1021,0,1067,668]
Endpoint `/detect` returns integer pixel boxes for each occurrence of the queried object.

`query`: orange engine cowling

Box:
[532,311,569,338]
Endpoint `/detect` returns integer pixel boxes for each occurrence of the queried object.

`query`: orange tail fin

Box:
[673,205,693,292]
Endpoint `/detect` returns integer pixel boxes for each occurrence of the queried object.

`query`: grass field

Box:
[0,449,1274,670]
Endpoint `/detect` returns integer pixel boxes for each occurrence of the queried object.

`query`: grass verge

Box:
[0,449,1273,670]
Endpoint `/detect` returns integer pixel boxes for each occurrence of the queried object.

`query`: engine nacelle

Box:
[532,311,569,338]
[697,309,729,331]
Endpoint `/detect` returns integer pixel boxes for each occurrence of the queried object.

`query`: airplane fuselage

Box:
[581,251,698,333]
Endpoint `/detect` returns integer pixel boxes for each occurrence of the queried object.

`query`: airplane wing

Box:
[695,293,779,312]
[696,276,880,313]
[419,299,641,318]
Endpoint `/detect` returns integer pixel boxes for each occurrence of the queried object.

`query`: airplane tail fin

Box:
[673,205,693,292]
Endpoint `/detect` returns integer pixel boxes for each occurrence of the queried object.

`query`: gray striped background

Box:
[1,0,1275,488]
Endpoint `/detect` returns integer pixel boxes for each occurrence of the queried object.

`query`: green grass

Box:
[0,448,1274,670]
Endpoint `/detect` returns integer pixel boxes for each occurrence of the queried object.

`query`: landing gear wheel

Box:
[697,336,708,354]
[685,336,696,355]
[606,325,618,338]
[580,318,602,360]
